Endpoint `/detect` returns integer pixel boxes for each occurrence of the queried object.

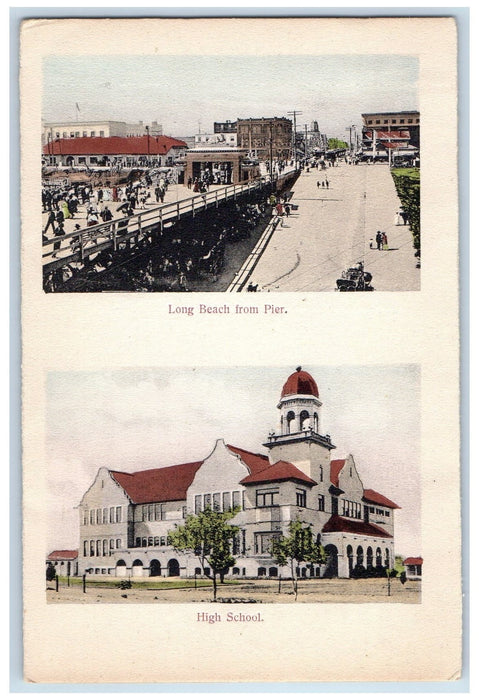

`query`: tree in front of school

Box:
[46,562,56,581]
[169,507,239,602]
[271,518,326,600]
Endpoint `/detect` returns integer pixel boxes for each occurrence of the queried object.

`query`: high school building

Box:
[76,368,399,579]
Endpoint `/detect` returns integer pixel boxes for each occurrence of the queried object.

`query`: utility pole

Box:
[304,124,308,160]
[346,125,356,152]
[287,110,302,166]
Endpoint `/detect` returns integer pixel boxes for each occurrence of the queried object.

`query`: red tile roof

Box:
[322,515,392,538]
[330,459,345,487]
[111,461,203,504]
[363,488,400,509]
[281,367,319,398]
[43,135,187,156]
[403,557,423,566]
[226,445,271,475]
[240,460,317,486]
[47,550,78,560]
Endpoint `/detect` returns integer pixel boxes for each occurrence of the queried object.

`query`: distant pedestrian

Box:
[284,203,290,217]
[375,231,383,250]
[394,211,401,226]
[325,179,329,189]
[53,222,65,255]
[316,181,320,188]
[369,238,373,249]
[381,232,388,250]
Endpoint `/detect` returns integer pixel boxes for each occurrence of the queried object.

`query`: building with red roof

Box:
[46,549,79,576]
[76,368,400,579]
[403,556,423,579]
[43,134,188,169]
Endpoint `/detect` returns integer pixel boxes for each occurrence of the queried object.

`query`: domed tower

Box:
[264,367,335,479]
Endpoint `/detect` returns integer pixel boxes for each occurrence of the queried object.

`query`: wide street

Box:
[251,162,420,292]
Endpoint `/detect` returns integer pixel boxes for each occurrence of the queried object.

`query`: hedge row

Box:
[391,168,420,253]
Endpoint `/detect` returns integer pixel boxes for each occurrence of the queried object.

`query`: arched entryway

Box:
[366,546,373,568]
[115,559,127,577]
[132,559,143,577]
[323,544,339,578]
[167,558,180,576]
[150,559,161,577]
[356,545,364,568]
[346,545,354,576]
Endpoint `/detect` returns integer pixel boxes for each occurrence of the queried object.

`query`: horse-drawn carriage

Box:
[336,262,374,291]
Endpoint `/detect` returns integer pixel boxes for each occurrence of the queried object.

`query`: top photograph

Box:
[41,52,421,293]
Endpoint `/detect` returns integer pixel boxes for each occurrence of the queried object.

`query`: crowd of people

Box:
[43,194,272,292]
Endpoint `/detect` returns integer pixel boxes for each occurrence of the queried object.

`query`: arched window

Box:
[96,540,101,556]
[102,539,108,556]
[154,537,159,546]
[385,548,390,569]
[258,567,266,577]
[116,539,121,549]
[313,413,319,432]
[83,541,88,556]
[90,540,94,556]
[376,548,382,567]
[286,411,295,434]
[300,410,310,430]
[366,546,373,568]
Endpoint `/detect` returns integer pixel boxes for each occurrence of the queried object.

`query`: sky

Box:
[43,54,418,139]
[46,365,421,557]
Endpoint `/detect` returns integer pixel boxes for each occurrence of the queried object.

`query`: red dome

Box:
[281,367,319,398]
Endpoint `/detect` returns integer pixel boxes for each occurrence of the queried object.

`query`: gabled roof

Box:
[43,135,187,157]
[403,557,423,566]
[226,445,271,475]
[111,461,203,504]
[240,460,317,486]
[47,550,78,560]
[330,459,345,487]
[363,488,400,509]
[322,515,392,538]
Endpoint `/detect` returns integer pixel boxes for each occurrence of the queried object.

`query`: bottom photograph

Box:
[46,364,421,604]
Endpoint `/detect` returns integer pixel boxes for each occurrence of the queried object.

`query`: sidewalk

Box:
[250,163,420,292]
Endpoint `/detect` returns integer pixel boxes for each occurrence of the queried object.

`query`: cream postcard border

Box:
[21,17,461,683]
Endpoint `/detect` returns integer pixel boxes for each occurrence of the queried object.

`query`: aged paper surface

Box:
[21,17,461,683]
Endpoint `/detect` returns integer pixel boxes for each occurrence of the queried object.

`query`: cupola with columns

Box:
[264,367,335,480]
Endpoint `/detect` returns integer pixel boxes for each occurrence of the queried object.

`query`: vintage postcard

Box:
[20,16,461,685]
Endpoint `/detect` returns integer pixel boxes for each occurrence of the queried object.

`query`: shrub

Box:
[117,580,132,589]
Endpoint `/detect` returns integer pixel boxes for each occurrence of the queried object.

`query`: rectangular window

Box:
[142,505,148,521]
[90,131,96,137]
[116,539,121,549]
[70,132,75,137]
[408,119,413,123]
[99,130,105,137]
[148,537,153,546]
[195,495,202,514]
[110,539,114,551]
[232,491,241,510]
[136,537,141,547]
[296,490,306,508]
[148,504,154,521]
[385,510,390,517]
[256,490,278,507]
[182,506,187,518]
[213,493,221,511]
[109,507,115,523]
[75,131,80,137]
[116,506,122,523]
[160,537,166,546]
[318,495,325,511]
[90,541,95,556]
[62,132,66,138]
[96,540,101,556]
[255,532,279,554]
[102,508,108,524]
[83,541,88,556]
[90,510,95,525]
[82,131,87,137]
[83,511,88,526]
[96,509,101,524]
[222,492,231,512]
[102,540,107,556]
[203,493,211,509]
